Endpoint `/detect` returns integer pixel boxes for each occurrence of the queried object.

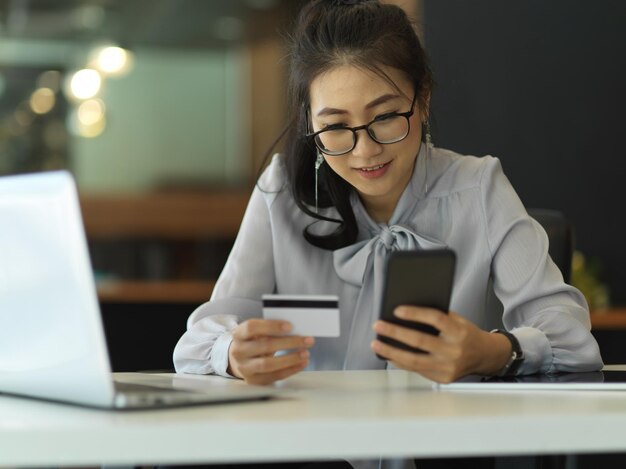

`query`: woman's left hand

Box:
[371,306,511,383]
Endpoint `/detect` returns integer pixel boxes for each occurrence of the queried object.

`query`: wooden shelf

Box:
[80,191,250,240]
[97,280,215,304]
[591,309,626,330]
[95,282,626,326]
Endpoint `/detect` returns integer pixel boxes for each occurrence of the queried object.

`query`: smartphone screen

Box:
[377,249,456,356]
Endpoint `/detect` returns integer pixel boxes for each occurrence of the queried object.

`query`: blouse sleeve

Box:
[173,176,277,376]
[480,157,603,374]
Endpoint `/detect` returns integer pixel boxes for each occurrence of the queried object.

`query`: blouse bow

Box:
[332,223,446,369]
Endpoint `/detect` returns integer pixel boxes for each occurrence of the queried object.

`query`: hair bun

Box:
[331,0,376,5]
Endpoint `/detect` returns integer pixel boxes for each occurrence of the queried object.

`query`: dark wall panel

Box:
[101,302,196,372]
[423,0,626,303]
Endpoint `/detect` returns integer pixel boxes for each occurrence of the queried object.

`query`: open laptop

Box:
[0,170,277,409]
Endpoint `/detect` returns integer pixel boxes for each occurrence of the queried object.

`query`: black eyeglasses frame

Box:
[305,92,418,157]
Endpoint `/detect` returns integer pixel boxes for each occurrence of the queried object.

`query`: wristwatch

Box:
[490,329,524,376]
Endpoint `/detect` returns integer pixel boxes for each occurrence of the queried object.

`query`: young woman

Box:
[174,0,602,388]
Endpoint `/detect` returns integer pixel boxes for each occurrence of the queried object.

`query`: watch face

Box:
[507,354,524,375]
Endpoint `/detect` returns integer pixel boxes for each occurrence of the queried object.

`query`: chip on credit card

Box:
[262,294,340,337]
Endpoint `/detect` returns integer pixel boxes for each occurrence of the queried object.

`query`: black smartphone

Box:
[377,249,456,356]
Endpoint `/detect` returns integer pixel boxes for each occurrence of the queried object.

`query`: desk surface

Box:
[3,369,626,467]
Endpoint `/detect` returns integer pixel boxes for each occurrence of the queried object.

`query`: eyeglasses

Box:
[306,93,417,156]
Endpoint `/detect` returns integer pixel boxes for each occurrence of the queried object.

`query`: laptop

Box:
[0,170,277,409]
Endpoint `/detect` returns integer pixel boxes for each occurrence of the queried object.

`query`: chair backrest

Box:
[526,208,574,284]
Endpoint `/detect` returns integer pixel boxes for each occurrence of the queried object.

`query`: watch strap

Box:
[490,329,524,376]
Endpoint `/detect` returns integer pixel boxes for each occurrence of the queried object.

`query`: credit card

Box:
[262,294,340,337]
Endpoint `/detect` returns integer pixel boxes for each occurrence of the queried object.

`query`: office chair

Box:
[518,209,574,469]
[526,208,574,284]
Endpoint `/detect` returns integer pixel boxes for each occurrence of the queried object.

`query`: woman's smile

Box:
[353,160,392,179]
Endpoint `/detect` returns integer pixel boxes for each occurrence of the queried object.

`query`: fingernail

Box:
[371,340,381,352]
[300,350,310,359]
[394,307,407,318]
[281,322,292,332]
[304,336,315,346]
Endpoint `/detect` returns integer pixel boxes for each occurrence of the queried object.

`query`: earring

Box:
[423,120,432,195]
[424,119,433,147]
[315,152,324,214]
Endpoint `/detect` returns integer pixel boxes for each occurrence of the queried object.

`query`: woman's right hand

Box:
[227,318,315,385]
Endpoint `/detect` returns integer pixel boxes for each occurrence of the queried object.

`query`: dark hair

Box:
[276,0,433,250]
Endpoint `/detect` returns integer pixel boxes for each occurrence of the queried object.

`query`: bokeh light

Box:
[77,99,105,126]
[68,69,102,100]
[96,46,133,76]
[29,87,56,114]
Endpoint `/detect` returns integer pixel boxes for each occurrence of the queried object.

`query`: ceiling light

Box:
[95,46,133,76]
[67,69,102,100]
[77,99,105,126]
[30,88,56,115]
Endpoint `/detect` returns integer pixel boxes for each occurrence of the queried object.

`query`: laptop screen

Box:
[0,171,117,406]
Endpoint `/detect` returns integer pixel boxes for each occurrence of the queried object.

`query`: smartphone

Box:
[377,249,456,356]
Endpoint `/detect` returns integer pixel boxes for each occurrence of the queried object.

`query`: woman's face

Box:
[309,64,425,222]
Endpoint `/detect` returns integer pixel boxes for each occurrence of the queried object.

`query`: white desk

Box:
[2,369,626,467]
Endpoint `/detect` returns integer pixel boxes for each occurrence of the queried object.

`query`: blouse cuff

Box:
[511,326,553,375]
[210,332,235,378]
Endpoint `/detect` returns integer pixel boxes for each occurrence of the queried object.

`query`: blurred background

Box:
[0,0,302,186]
[0,0,624,370]
[0,0,311,303]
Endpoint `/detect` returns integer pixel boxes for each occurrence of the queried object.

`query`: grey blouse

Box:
[173,144,603,378]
